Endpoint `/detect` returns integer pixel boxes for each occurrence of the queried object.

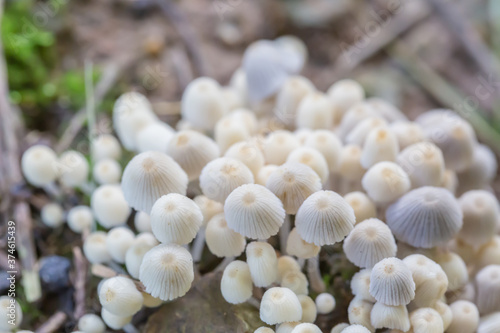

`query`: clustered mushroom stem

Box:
[42,183,62,199]
[307,255,326,293]
[191,227,206,263]
[214,256,236,272]
[280,215,291,254]
[123,323,140,333]
[297,258,306,269]
[247,296,260,309]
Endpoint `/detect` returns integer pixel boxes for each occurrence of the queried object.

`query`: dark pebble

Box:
[39,256,72,292]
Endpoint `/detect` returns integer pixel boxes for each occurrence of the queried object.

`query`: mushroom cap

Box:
[193,195,224,227]
[136,122,175,153]
[274,35,308,72]
[260,287,302,325]
[93,158,122,185]
[337,102,376,139]
[435,251,468,291]
[227,108,258,134]
[142,292,163,308]
[345,116,388,146]
[21,144,58,186]
[41,203,64,228]
[98,276,143,316]
[224,184,285,239]
[330,323,350,333]
[57,150,89,188]
[343,218,397,268]
[286,147,329,183]
[255,327,275,333]
[286,227,320,259]
[475,264,500,315]
[397,142,445,188]
[101,308,132,330]
[361,161,411,204]
[77,313,105,333]
[205,213,246,257]
[457,143,497,192]
[121,151,188,213]
[181,77,228,130]
[458,190,499,246]
[276,322,301,333]
[298,295,317,323]
[92,134,122,162]
[281,270,309,295]
[214,115,251,153]
[477,236,500,271]
[344,192,377,225]
[257,164,279,186]
[225,140,264,177]
[221,260,253,304]
[326,79,365,117]
[360,127,399,169]
[447,300,479,333]
[369,257,415,306]
[134,211,151,233]
[83,231,112,264]
[339,325,372,333]
[390,121,426,150]
[350,269,376,303]
[262,130,300,165]
[304,130,343,172]
[433,300,452,331]
[403,254,448,308]
[276,256,301,284]
[105,227,135,263]
[295,190,355,246]
[150,193,203,245]
[366,98,407,123]
[315,293,336,314]
[67,205,93,233]
[385,186,463,248]
[266,162,322,215]
[347,296,375,332]
[139,243,194,301]
[296,92,335,130]
[409,307,444,333]
[290,323,322,333]
[337,144,366,181]
[200,157,254,203]
[125,242,155,279]
[274,76,315,127]
[0,296,22,331]
[91,184,131,228]
[246,241,279,287]
[370,302,410,332]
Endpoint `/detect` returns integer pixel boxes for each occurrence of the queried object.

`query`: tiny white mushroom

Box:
[91,184,131,228]
[246,241,279,287]
[260,287,302,325]
[221,260,253,304]
[369,257,415,306]
[21,145,58,186]
[315,293,336,314]
[98,276,143,316]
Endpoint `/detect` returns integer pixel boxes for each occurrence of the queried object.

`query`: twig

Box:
[72,247,87,320]
[91,264,146,292]
[35,311,67,333]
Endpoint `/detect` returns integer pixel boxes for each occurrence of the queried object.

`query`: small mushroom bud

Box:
[286,147,329,184]
[477,236,500,271]
[337,102,375,139]
[435,251,468,291]
[330,323,349,333]
[370,302,410,332]
[290,323,321,333]
[83,231,112,264]
[224,184,285,239]
[77,313,105,333]
[91,184,131,228]
[225,140,264,178]
[125,242,155,279]
[350,269,376,303]
[275,76,315,127]
[121,151,188,213]
[246,241,278,287]
[262,130,300,166]
[181,77,228,130]
[205,213,246,257]
[91,134,122,162]
[346,117,388,146]
[139,243,194,301]
[361,161,410,204]
[200,157,254,203]
[344,192,377,224]
[347,296,374,332]
[397,142,445,188]
[337,144,366,181]
[227,109,258,134]
[475,264,500,315]
[339,324,372,333]
[266,162,322,215]
[260,287,302,325]
[432,300,452,331]
[389,121,426,150]
[257,164,279,186]
[295,190,355,246]
[286,227,320,259]
[41,203,64,228]
[166,130,220,181]
[369,257,415,306]
[150,193,203,245]
[67,205,93,234]
[255,327,275,333]
[343,218,397,268]
[296,92,335,130]
[193,195,224,227]
[0,296,22,331]
[21,144,58,186]
[98,276,143,316]
[58,150,89,188]
[409,307,443,333]
[315,293,336,314]
[136,122,175,153]
[360,127,399,169]
[304,130,342,172]
[276,322,301,333]
[101,308,132,330]
[386,186,462,248]
[447,300,479,333]
[105,227,135,263]
[142,292,163,308]
[457,143,497,192]
[281,270,309,295]
[297,295,317,323]
[221,260,253,304]
[327,79,365,121]
[215,115,251,153]
[277,256,301,283]
[134,211,151,233]
[93,158,122,185]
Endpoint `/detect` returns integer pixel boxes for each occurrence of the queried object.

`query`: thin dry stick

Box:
[35,311,67,333]
[72,247,87,320]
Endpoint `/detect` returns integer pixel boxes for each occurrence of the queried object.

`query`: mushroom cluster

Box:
[18,35,500,333]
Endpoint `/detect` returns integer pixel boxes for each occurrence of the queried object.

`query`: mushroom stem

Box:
[247,296,260,309]
[123,323,140,333]
[42,183,62,199]
[191,227,206,263]
[307,255,326,293]
[214,256,235,272]
[297,258,306,268]
[280,215,291,254]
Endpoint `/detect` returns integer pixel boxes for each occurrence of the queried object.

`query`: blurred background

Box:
[2,0,500,331]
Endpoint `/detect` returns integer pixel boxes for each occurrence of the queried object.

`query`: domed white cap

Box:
[193,195,224,227]
[337,102,376,139]
[435,251,468,291]
[277,255,301,283]
[91,134,122,162]
[330,323,349,333]
[369,257,415,306]
[83,231,112,264]
[347,296,374,332]
[181,77,228,130]
[385,186,462,248]
[139,243,194,301]
[298,295,317,323]
[93,158,122,185]
[409,307,444,333]
[98,276,143,316]
[343,218,397,268]
[136,122,175,153]
[255,327,275,333]
[200,157,254,203]
[475,264,500,315]
[295,190,355,246]
[290,323,322,333]
[91,184,131,228]
[433,300,452,331]
[447,300,479,333]
[266,162,321,215]
[101,308,132,330]
[360,127,399,169]
[304,130,342,172]
[125,242,155,279]
[0,296,22,331]
[315,293,336,314]
[262,130,300,166]
[121,151,188,213]
[221,260,253,304]
[361,161,410,204]
[281,270,309,295]
[150,193,203,245]
[327,79,365,118]
[389,120,426,150]
[225,184,285,239]
[274,76,315,127]
[134,211,152,233]
[457,143,497,192]
[397,142,444,188]
[339,324,372,333]
[370,302,410,332]
[257,165,279,186]
[296,92,334,130]
[350,269,376,303]
[57,150,89,188]
[214,115,251,153]
[343,192,377,224]
[205,213,246,257]
[478,311,500,333]
[166,129,220,179]
[286,147,329,183]
[225,140,264,178]
[345,117,387,146]
[337,144,366,181]
[260,287,302,325]
[67,205,93,233]
[105,227,135,263]
[286,227,320,259]
[246,241,279,287]
[41,203,64,228]
[21,145,58,186]
[77,313,105,333]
